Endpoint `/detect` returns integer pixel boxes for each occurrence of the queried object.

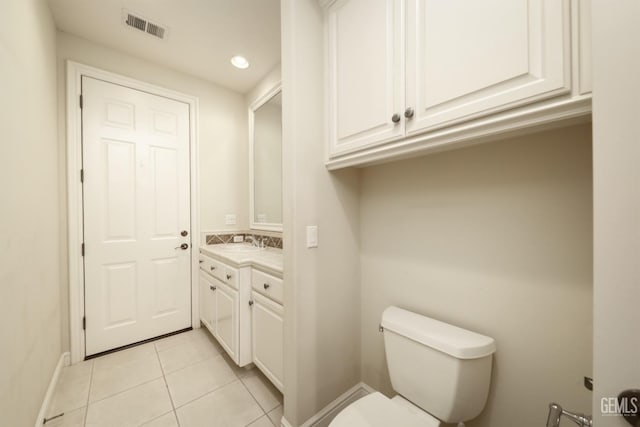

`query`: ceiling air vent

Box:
[123,10,168,40]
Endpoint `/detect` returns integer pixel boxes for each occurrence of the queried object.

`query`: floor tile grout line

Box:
[85,375,164,407]
[171,377,240,411]
[154,343,180,427]
[240,373,283,414]
[82,359,96,426]
[138,409,176,427]
[239,377,270,420]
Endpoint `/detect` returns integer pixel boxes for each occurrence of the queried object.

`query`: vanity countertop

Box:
[200,244,283,277]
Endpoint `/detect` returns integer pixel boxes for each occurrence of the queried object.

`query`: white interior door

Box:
[82,76,191,356]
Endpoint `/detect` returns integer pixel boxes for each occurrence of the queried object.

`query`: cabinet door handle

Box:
[249,300,254,307]
[404,107,414,119]
[391,113,401,123]
[226,274,232,280]
[209,285,216,291]
[263,283,270,290]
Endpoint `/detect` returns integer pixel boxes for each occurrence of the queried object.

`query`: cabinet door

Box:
[327,0,404,157]
[405,0,571,135]
[215,282,238,360]
[577,0,592,94]
[199,272,216,332]
[251,292,283,392]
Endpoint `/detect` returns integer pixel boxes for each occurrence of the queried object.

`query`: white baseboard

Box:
[34,352,70,427]
[297,382,375,427]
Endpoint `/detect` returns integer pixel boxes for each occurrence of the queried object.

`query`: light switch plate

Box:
[225,214,237,225]
[306,225,318,248]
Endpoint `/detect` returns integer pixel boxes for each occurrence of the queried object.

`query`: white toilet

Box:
[330,306,496,427]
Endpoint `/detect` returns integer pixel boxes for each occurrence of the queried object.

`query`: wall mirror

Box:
[250,85,282,231]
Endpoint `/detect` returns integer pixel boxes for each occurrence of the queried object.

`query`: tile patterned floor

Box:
[46,328,283,427]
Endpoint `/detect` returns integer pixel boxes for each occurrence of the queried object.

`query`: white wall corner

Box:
[34,352,70,427]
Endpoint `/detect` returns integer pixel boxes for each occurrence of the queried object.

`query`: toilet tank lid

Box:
[381,306,496,359]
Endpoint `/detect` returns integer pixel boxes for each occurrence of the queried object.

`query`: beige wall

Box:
[246,65,281,108]
[56,32,248,350]
[592,1,640,425]
[0,0,62,425]
[281,0,362,424]
[359,124,593,426]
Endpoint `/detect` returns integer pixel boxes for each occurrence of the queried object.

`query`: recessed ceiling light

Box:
[231,55,249,69]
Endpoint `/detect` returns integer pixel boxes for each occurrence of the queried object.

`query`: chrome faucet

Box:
[245,235,261,247]
[547,403,592,427]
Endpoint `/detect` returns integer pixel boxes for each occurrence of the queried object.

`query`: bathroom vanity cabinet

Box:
[199,246,284,391]
[250,269,284,392]
[320,0,592,169]
[198,258,248,365]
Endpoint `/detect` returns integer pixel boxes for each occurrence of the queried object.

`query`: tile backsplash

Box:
[205,231,283,249]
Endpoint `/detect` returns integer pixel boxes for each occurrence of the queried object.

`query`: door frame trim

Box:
[66,61,200,363]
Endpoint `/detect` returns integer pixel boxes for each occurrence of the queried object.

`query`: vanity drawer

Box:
[224,265,238,290]
[251,269,283,304]
[199,254,225,282]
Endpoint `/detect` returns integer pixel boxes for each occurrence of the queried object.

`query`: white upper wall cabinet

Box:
[327,0,405,156]
[405,0,569,134]
[322,0,592,169]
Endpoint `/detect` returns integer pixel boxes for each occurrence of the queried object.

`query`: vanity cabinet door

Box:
[405,0,571,135]
[326,0,404,157]
[251,292,283,392]
[199,272,216,332]
[215,281,238,361]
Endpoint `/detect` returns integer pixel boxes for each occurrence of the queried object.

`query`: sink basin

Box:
[218,244,263,253]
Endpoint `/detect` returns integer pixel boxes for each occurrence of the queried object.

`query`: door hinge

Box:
[81,243,85,257]
[79,94,83,109]
[82,316,86,330]
[80,169,84,183]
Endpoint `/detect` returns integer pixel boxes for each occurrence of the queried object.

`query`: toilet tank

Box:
[381,307,496,424]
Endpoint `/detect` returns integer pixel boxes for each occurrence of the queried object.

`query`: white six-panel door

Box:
[405,0,571,134]
[82,76,191,356]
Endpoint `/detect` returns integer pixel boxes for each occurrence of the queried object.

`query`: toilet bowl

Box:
[330,392,440,427]
[329,306,496,427]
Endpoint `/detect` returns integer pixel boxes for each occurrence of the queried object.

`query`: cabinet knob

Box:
[210,266,216,271]
[404,107,414,119]
[199,260,204,264]
[209,285,216,291]
[249,300,254,307]
[226,274,232,280]
[263,283,270,290]
[391,113,401,123]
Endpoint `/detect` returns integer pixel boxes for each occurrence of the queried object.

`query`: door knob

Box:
[404,107,414,119]
[391,113,401,123]
[175,243,189,250]
[181,230,189,237]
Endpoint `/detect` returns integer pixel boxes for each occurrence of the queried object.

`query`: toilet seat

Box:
[329,392,440,427]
